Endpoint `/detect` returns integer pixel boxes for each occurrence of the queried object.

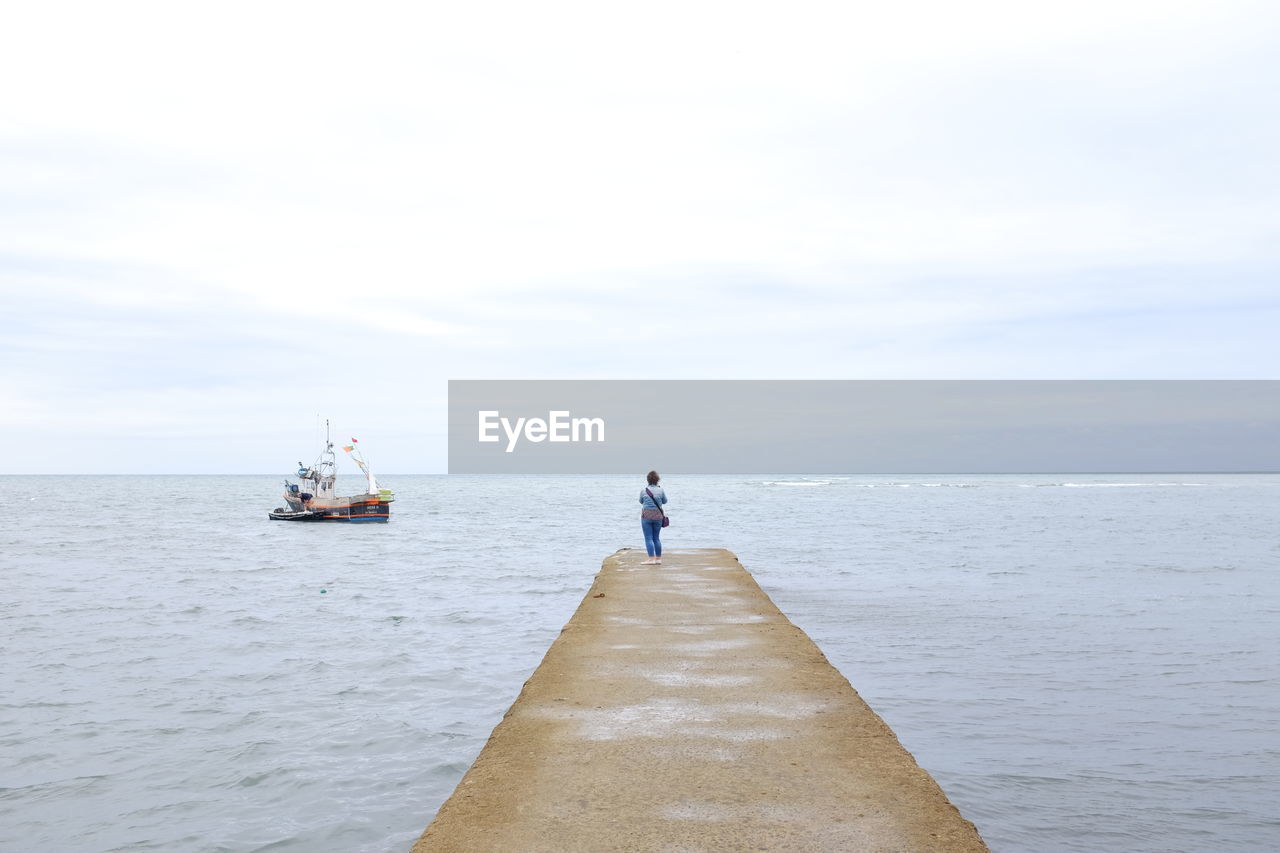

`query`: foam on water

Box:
[3,473,1278,852]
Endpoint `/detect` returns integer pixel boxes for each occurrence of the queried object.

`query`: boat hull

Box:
[272,494,392,522]
[268,510,327,521]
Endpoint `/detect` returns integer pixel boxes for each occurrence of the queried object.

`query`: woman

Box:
[639,470,668,565]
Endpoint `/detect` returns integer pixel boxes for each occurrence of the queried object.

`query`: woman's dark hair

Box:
[647,470,660,485]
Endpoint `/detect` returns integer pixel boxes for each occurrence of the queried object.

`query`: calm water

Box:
[3,474,1278,852]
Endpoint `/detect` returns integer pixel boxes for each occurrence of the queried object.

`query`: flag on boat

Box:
[343,445,354,452]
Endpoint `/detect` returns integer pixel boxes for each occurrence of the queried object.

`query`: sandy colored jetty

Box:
[412,548,987,853]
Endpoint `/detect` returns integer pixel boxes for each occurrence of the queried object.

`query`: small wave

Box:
[1061,482,1206,488]
[761,480,831,486]
[1064,482,1150,488]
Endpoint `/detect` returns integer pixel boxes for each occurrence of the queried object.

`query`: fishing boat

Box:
[269,422,394,522]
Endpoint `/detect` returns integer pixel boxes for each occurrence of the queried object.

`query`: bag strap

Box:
[645,488,666,517]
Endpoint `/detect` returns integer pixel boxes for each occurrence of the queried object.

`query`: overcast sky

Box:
[3,1,1279,473]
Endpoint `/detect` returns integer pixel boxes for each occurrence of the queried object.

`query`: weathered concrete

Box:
[412,548,988,852]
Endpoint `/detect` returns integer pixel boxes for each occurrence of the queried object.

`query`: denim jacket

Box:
[639,485,668,510]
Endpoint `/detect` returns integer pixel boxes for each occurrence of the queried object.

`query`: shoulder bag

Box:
[646,488,670,528]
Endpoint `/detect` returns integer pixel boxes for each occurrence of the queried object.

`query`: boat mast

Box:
[309,418,337,497]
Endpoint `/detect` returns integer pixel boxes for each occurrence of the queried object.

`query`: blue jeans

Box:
[642,518,663,557]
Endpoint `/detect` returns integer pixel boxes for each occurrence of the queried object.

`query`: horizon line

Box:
[3,471,1278,477]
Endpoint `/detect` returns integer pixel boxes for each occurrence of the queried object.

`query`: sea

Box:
[3,473,1278,853]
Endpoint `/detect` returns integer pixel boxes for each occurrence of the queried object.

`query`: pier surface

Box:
[412,548,987,852]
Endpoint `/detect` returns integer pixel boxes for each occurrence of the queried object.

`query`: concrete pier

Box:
[412,548,988,852]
